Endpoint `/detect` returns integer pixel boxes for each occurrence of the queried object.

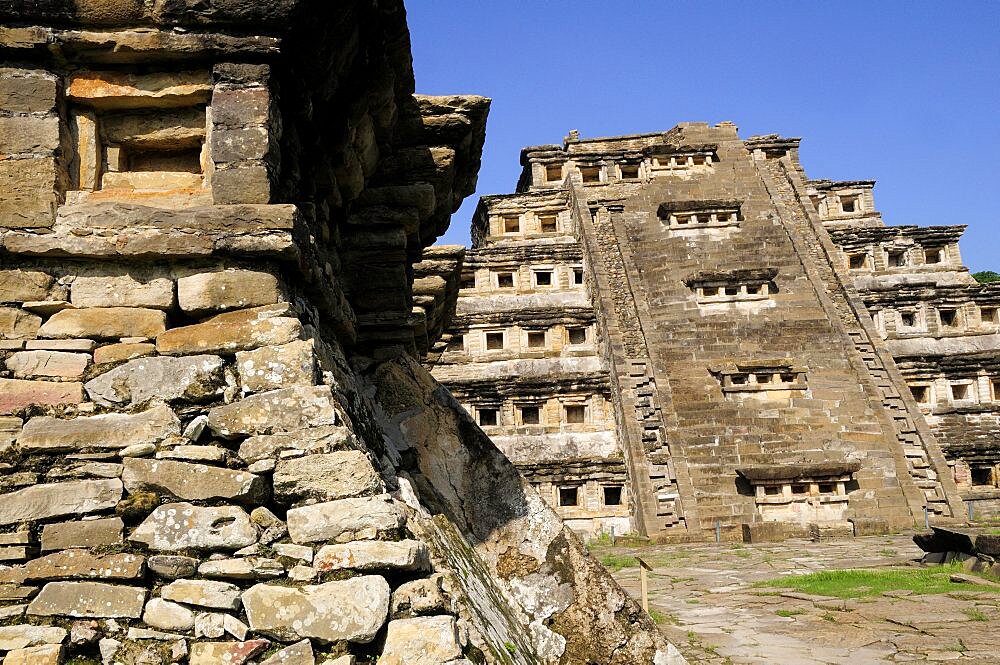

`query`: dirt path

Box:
[595,534,1000,664]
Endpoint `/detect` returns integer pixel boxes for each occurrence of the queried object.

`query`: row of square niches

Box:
[499,213,561,234]
[885,305,998,331]
[908,378,1000,406]
[719,368,806,392]
[474,401,595,427]
[546,483,624,508]
[448,325,590,352]
[661,208,742,230]
[690,280,772,303]
[462,267,584,291]
[542,152,715,184]
[848,246,950,270]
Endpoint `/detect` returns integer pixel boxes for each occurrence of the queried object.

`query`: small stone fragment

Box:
[194,612,225,639]
[260,639,314,665]
[93,342,155,365]
[143,598,195,632]
[69,620,98,646]
[390,575,450,618]
[187,640,269,665]
[197,557,283,580]
[161,579,242,610]
[223,614,249,641]
[148,555,199,579]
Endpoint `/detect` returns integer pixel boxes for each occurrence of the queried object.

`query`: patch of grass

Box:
[732,548,751,558]
[774,608,804,618]
[649,609,678,625]
[877,549,897,557]
[503,641,517,655]
[945,639,968,653]
[754,564,991,599]
[964,608,989,621]
[599,554,638,572]
[819,611,837,622]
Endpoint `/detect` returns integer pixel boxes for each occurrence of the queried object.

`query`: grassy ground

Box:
[754,563,998,598]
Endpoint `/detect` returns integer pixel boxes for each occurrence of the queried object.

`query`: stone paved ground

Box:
[597,533,1000,664]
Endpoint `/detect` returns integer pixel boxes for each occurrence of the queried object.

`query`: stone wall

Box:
[0,3,684,664]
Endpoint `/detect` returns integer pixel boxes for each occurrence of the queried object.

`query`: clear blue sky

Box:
[407,1,1000,273]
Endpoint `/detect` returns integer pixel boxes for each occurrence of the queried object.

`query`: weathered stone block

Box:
[0,158,58,229]
[27,582,145,618]
[5,351,89,379]
[155,316,300,356]
[187,640,269,665]
[236,339,316,394]
[212,163,272,204]
[93,342,155,364]
[237,425,355,463]
[197,557,284,580]
[242,576,390,643]
[66,71,212,110]
[211,86,270,127]
[389,575,450,619]
[70,274,175,309]
[0,70,57,113]
[147,555,198,579]
[85,355,225,407]
[286,495,404,544]
[0,625,66,651]
[123,458,266,503]
[130,503,256,552]
[0,480,123,526]
[17,405,180,452]
[212,126,272,162]
[40,518,123,552]
[22,551,144,582]
[0,270,53,303]
[177,270,279,315]
[377,616,462,665]
[259,640,313,665]
[0,116,59,155]
[0,380,82,415]
[1,644,62,665]
[314,540,429,573]
[0,308,42,339]
[207,385,339,437]
[273,451,383,504]
[142,598,194,632]
[37,307,167,340]
[161,579,241,610]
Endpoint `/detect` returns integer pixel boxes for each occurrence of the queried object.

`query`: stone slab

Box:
[27,581,146,618]
[17,404,180,452]
[0,479,123,526]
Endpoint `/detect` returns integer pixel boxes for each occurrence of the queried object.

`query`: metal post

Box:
[923,506,929,530]
[609,525,616,546]
[715,520,721,543]
[968,501,975,522]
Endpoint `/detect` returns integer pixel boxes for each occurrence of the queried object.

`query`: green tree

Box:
[972,271,1000,284]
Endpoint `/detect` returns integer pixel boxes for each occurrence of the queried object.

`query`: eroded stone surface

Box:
[286,495,405,544]
[26,582,145,618]
[187,640,269,665]
[37,307,166,339]
[130,503,256,552]
[123,458,266,503]
[377,616,462,665]
[40,518,123,553]
[273,451,383,504]
[70,274,174,309]
[207,386,340,437]
[177,270,280,315]
[142,598,194,632]
[235,339,316,394]
[259,639,314,665]
[21,551,144,582]
[314,540,429,573]
[0,379,83,415]
[0,480,122,526]
[0,625,66,651]
[16,405,180,452]
[237,425,355,463]
[242,576,390,643]
[161,579,241,610]
[85,355,226,406]
[5,351,89,379]
[156,316,301,356]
